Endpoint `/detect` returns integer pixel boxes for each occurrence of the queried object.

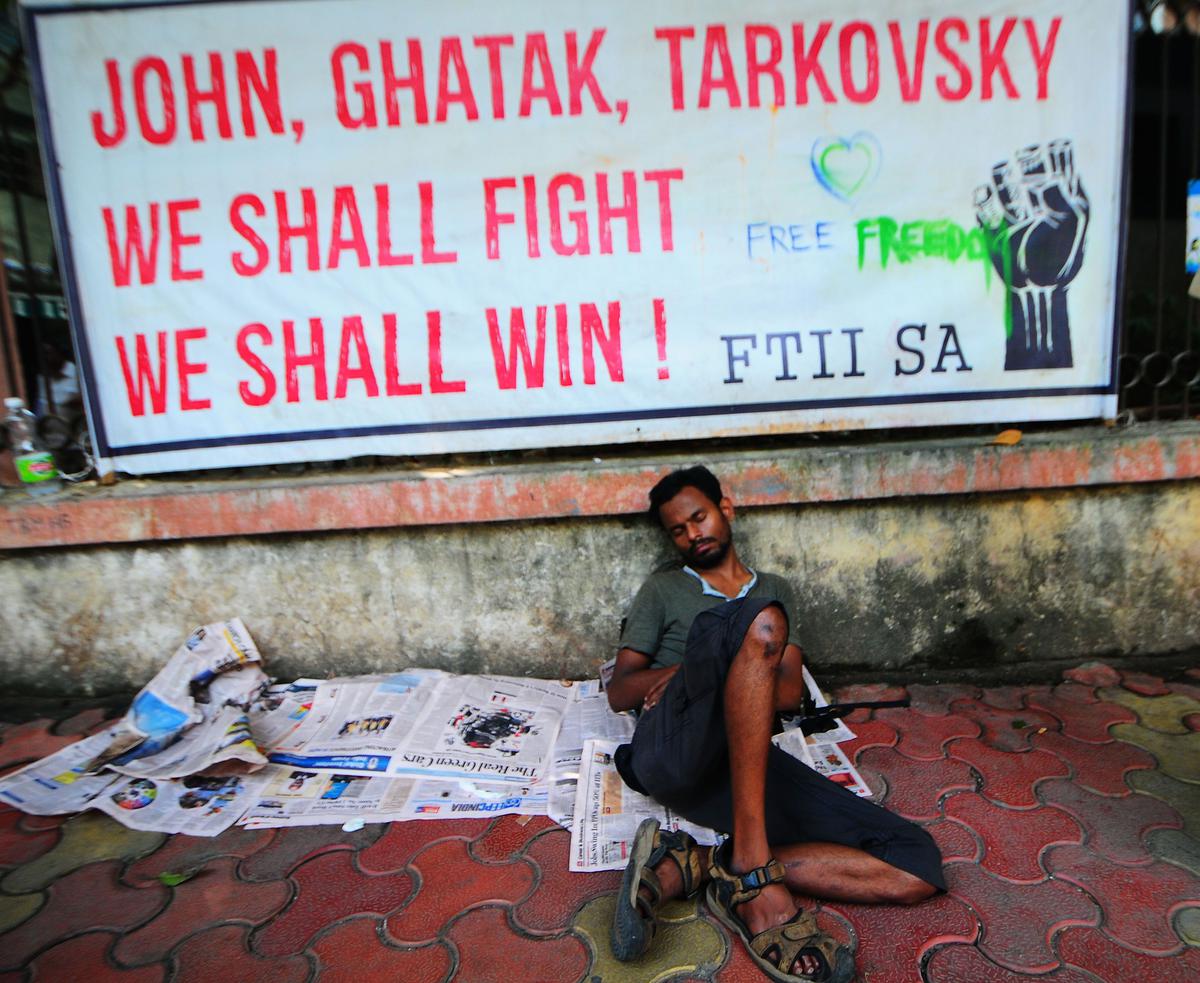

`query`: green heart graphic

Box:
[812,134,882,203]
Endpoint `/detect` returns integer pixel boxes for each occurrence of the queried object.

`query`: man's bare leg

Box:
[647,842,934,906]
[722,604,801,934]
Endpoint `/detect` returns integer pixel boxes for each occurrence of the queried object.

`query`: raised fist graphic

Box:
[974,140,1089,370]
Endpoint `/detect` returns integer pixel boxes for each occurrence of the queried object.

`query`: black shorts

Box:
[614,596,946,892]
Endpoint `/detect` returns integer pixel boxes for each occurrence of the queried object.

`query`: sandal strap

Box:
[647,828,703,898]
[709,846,786,908]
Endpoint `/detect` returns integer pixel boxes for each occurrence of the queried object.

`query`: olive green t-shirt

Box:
[618,568,802,669]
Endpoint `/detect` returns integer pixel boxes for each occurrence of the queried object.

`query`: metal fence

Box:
[0,2,1197,482]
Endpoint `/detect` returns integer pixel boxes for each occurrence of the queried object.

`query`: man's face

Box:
[658,485,734,569]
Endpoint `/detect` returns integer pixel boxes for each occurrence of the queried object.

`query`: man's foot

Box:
[611,819,706,961]
[707,842,854,982]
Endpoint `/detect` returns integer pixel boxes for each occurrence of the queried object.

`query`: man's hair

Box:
[647,466,724,522]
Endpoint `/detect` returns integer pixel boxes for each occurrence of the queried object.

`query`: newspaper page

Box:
[772,728,872,798]
[90,770,272,835]
[267,670,446,773]
[248,680,318,750]
[548,680,635,827]
[0,727,123,815]
[113,705,267,779]
[569,739,719,873]
[393,675,573,785]
[238,768,548,829]
[94,618,270,778]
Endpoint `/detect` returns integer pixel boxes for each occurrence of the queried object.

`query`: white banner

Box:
[25,0,1127,473]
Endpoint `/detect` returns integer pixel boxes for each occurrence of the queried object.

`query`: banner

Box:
[24,0,1129,473]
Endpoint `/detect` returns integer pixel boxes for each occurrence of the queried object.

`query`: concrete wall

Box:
[1,425,1198,695]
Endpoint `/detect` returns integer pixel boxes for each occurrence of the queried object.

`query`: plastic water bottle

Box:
[4,397,61,496]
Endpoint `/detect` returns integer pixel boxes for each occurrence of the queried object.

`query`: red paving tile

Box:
[876,708,978,760]
[445,906,589,983]
[943,793,1081,882]
[836,718,897,764]
[1030,730,1156,794]
[1037,779,1183,864]
[0,860,168,971]
[1026,691,1138,743]
[113,856,291,965]
[385,838,535,945]
[0,807,59,869]
[53,707,113,737]
[471,815,557,863]
[1043,844,1200,953]
[171,923,309,983]
[512,828,620,934]
[123,827,275,886]
[0,721,78,773]
[237,821,384,882]
[943,862,1100,973]
[924,942,1101,983]
[906,683,981,715]
[26,932,164,983]
[1063,662,1121,688]
[946,700,1060,751]
[855,747,975,821]
[947,738,1069,808]
[309,916,452,983]
[357,819,488,875]
[1185,712,1200,732]
[252,850,413,957]
[16,814,68,832]
[924,815,980,864]
[1056,925,1200,982]
[1120,672,1171,697]
[825,891,978,981]
[980,686,1029,710]
[1047,682,1100,705]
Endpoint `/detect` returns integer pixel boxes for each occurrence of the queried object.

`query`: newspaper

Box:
[0,724,269,835]
[772,729,872,798]
[547,680,635,828]
[0,727,124,815]
[391,673,572,784]
[569,739,720,873]
[88,618,270,778]
[267,671,569,785]
[268,670,446,773]
[91,771,272,835]
[238,766,547,829]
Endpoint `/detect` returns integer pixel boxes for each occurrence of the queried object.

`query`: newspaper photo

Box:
[569,739,719,873]
[392,674,573,785]
[772,728,872,798]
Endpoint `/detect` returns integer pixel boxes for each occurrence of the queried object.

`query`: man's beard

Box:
[686,537,730,569]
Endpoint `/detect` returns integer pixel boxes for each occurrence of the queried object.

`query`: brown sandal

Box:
[706,842,853,983]
[611,818,704,961]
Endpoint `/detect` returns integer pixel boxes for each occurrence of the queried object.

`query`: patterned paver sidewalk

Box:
[1,661,1198,982]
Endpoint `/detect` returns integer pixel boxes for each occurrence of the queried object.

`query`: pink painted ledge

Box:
[1,423,1198,550]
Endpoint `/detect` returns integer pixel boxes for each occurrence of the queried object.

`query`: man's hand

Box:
[641,664,681,712]
[607,648,681,713]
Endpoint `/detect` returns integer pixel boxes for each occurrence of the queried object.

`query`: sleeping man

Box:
[607,466,944,983]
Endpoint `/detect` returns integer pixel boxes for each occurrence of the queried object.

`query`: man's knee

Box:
[740,604,788,660]
[887,871,939,905]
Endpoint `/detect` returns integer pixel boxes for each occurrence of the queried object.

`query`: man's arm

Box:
[606,648,680,713]
[776,642,807,711]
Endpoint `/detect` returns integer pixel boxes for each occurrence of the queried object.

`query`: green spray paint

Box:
[855,217,1016,337]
